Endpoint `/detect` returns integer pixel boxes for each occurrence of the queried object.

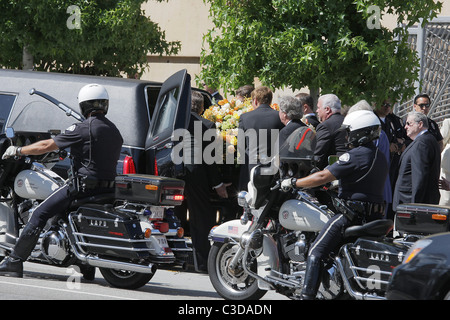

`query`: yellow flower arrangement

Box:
[202,97,279,163]
[203,98,279,140]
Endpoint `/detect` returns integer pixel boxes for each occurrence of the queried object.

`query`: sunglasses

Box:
[417,103,430,109]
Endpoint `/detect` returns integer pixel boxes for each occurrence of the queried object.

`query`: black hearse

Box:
[0,69,209,177]
[0,69,238,236]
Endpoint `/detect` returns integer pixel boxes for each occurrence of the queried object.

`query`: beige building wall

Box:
[141,0,213,88]
[141,0,450,101]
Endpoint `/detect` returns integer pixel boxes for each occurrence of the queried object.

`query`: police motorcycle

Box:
[208,125,412,300]
[0,89,189,289]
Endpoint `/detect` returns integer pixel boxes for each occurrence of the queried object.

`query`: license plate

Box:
[154,235,169,248]
[149,206,164,220]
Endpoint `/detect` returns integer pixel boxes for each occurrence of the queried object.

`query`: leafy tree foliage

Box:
[0,0,180,77]
[200,0,442,105]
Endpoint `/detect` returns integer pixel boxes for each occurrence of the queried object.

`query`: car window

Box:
[151,87,179,137]
[0,93,17,133]
[145,85,161,120]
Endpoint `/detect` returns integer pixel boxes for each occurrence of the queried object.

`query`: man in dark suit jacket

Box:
[314,94,348,170]
[296,93,319,129]
[238,86,284,190]
[179,91,228,271]
[413,93,444,151]
[278,95,306,144]
[393,111,441,211]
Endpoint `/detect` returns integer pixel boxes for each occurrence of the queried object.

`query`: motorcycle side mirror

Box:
[5,127,15,139]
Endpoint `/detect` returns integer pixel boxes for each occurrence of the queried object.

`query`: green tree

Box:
[0,0,180,77]
[199,0,442,105]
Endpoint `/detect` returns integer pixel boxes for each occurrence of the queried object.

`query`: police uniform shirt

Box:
[53,114,123,180]
[327,144,388,203]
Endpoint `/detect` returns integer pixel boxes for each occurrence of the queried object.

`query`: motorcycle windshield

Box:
[8,101,76,134]
[278,126,316,161]
[278,126,317,178]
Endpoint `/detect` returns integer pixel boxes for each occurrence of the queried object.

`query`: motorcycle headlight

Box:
[403,239,432,264]
[237,191,248,207]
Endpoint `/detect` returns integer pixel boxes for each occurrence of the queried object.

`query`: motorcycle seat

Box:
[70,193,115,210]
[344,219,393,238]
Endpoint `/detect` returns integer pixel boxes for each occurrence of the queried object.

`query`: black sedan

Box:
[386,232,450,300]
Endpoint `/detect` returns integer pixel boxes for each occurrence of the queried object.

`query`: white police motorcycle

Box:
[207,126,411,300]
[0,89,189,289]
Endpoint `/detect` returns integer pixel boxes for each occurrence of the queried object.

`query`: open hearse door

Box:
[144,69,191,177]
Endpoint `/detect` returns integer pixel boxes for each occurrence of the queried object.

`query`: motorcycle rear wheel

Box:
[208,242,267,300]
[99,267,156,290]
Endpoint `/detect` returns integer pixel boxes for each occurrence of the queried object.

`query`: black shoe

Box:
[0,223,42,278]
[196,264,208,274]
[0,256,23,278]
[79,265,96,281]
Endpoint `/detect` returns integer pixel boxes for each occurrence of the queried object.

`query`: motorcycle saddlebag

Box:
[115,174,184,206]
[395,203,450,235]
[345,238,407,292]
[70,204,149,260]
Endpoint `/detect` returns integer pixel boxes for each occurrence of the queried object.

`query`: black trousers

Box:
[309,207,384,259]
[29,184,112,229]
[182,166,216,265]
[309,214,350,259]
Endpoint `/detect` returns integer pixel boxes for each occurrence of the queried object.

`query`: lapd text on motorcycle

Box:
[171,127,280,174]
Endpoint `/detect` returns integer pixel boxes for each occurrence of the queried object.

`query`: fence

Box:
[395,17,450,126]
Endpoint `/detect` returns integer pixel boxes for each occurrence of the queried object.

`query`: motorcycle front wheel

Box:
[99,267,156,290]
[208,242,267,300]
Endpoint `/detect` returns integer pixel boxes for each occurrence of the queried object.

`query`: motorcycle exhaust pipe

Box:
[71,245,156,274]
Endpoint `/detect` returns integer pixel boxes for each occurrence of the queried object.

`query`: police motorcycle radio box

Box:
[70,204,148,260]
[395,203,450,235]
[115,174,185,206]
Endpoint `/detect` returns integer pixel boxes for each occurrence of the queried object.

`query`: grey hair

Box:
[347,100,373,114]
[319,94,341,113]
[279,95,303,120]
[407,111,429,129]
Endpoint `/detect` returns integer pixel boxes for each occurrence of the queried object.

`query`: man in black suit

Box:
[179,90,229,271]
[313,94,348,170]
[278,95,306,144]
[413,93,444,151]
[237,86,284,190]
[393,111,441,211]
[296,93,319,129]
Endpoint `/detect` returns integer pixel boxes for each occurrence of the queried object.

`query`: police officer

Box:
[0,84,123,278]
[281,110,388,299]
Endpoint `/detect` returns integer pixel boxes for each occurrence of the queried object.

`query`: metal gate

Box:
[395,17,450,127]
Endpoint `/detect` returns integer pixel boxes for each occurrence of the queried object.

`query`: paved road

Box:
[0,262,289,301]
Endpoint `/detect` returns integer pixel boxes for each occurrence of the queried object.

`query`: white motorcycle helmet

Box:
[78,83,109,117]
[342,110,381,148]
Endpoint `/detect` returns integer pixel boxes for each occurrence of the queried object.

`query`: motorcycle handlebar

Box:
[270,180,281,191]
[2,149,68,164]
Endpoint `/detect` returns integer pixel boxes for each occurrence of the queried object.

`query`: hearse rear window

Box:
[151,87,179,137]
